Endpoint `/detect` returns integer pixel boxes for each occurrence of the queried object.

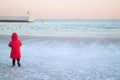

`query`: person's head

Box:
[11,32,18,41]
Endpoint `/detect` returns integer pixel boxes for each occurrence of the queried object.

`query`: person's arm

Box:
[8,41,12,47]
[19,41,22,46]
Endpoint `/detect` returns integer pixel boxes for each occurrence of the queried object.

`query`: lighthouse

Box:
[27,11,34,22]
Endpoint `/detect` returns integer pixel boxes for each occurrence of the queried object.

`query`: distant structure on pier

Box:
[0,11,34,22]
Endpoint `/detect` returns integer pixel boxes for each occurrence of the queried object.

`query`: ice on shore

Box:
[0,37,120,80]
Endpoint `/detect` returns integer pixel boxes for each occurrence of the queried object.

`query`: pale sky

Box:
[0,0,120,19]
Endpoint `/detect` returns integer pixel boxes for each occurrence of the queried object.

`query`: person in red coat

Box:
[8,32,22,67]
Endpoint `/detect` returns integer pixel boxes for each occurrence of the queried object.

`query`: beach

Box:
[0,34,120,80]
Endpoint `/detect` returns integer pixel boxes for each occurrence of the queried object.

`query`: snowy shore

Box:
[0,34,120,80]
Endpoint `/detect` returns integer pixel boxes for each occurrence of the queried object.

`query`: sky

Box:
[0,0,120,19]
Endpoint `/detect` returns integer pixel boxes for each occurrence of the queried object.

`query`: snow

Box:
[0,36,120,80]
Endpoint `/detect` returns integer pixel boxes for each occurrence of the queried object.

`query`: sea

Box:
[0,19,120,37]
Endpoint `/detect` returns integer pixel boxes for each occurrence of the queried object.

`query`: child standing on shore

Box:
[8,32,22,67]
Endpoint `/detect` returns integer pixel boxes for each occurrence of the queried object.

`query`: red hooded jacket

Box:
[9,33,22,59]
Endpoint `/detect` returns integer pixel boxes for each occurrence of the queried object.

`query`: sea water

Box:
[0,19,120,37]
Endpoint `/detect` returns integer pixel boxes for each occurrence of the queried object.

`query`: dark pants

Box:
[12,58,21,66]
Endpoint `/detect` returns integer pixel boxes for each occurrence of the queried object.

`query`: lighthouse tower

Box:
[27,11,34,22]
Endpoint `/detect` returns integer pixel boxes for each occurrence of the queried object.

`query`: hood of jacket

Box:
[11,33,18,41]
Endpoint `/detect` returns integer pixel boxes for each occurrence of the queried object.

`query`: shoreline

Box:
[1,34,120,39]
[1,34,120,45]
